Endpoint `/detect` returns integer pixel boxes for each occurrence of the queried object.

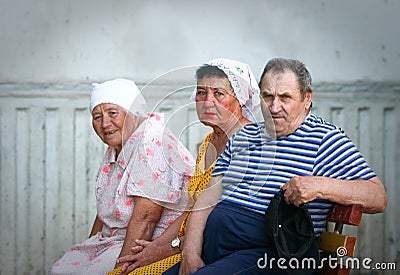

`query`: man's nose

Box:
[269,97,282,113]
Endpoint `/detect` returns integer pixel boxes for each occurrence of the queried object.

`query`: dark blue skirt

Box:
[164,201,287,275]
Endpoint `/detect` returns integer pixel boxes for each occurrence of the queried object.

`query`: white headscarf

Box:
[90,78,147,116]
[191,58,260,120]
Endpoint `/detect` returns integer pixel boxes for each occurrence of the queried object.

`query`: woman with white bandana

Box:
[109,58,260,275]
[164,58,283,275]
[50,78,194,274]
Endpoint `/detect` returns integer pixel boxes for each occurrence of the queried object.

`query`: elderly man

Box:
[167,58,386,275]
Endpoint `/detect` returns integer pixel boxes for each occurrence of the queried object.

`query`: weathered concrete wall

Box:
[1,82,399,274]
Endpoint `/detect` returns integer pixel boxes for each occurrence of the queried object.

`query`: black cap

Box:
[264,189,319,274]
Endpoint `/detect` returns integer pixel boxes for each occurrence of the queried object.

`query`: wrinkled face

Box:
[260,70,312,137]
[195,76,243,130]
[92,103,135,154]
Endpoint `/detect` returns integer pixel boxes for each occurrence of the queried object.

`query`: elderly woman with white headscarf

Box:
[50,78,194,275]
[109,58,260,275]
[163,55,278,274]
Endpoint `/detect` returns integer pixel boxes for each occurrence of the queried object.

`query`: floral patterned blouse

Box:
[95,113,195,239]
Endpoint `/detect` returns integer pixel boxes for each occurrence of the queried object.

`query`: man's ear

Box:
[305,90,313,110]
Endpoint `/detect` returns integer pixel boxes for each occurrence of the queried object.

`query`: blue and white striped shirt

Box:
[212,114,376,234]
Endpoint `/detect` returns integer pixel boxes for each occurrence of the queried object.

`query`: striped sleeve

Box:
[314,129,376,180]
[212,137,233,176]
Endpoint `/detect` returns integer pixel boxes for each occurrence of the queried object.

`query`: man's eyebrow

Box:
[261,89,272,95]
[278,90,292,95]
[262,89,294,94]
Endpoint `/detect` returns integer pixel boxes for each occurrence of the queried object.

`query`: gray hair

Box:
[258,58,313,100]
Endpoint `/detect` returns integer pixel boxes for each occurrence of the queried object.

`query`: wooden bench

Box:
[317,204,363,275]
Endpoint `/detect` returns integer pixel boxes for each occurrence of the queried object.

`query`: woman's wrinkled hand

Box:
[178,249,204,275]
[117,239,163,275]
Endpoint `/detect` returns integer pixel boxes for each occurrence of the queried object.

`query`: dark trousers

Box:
[163,201,287,275]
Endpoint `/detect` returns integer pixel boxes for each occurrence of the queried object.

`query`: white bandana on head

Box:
[191,58,260,120]
[90,78,147,116]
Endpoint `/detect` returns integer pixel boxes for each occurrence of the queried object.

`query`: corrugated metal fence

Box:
[0,82,399,274]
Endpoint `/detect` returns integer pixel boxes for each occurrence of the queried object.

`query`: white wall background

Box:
[0,0,399,274]
[1,0,399,84]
